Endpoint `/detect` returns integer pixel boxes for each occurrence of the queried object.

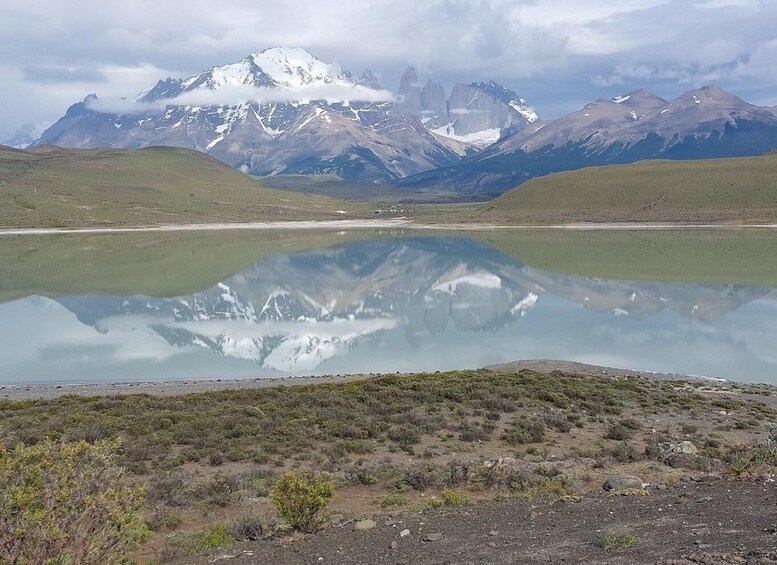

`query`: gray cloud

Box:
[1,0,777,139]
[23,66,107,84]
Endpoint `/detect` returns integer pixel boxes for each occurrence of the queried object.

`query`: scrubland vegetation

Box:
[2,369,776,562]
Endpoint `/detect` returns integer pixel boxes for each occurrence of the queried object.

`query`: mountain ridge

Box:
[32,48,536,184]
[22,47,777,197]
[399,82,777,197]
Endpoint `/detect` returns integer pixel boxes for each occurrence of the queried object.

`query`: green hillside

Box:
[0,145,368,228]
[460,153,777,224]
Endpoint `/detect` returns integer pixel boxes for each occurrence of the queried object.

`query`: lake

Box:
[1,228,776,384]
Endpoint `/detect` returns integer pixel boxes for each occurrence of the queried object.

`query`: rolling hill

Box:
[458,152,777,224]
[0,145,368,228]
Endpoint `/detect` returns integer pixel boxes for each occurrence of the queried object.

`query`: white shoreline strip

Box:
[1,220,776,236]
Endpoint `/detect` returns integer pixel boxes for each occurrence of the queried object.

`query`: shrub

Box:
[400,464,443,491]
[503,417,545,445]
[440,488,470,506]
[387,425,421,446]
[163,523,235,560]
[344,466,378,485]
[381,494,407,508]
[0,439,150,564]
[228,514,274,541]
[270,471,335,532]
[188,473,240,507]
[147,471,189,506]
[146,506,183,532]
[604,422,634,441]
[459,421,491,442]
[544,413,573,433]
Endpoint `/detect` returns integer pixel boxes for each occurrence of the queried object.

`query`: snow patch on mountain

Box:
[510,292,539,315]
[432,272,503,294]
[430,125,502,149]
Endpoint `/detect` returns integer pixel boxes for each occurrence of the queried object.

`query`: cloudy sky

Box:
[1,0,776,139]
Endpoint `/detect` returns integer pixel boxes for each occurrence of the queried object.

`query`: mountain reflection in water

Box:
[2,236,776,384]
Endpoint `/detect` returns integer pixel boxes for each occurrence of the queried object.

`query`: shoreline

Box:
[3,359,769,402]
[1,219,777,236]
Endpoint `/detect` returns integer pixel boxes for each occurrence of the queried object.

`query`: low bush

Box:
[270,471,335,532]
[399,464,444,491]
[0,439,150,564]
[503,417,545,445]
[440,488,470,506]
[163,523,235,560]
[381,494,407,508]
[228,514,275,541]
[604,422,634,441]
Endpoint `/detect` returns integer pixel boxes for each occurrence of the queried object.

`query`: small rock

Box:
[602,475,644,492]
[390,540,398,550]
[489,530,499,537]
[424,533,443,542]
[354,519,376,531]
[676,441,699,455]
[692,527,712,536]
[400,529,411,538]
[696,496,713,503]
[384,519,398,526]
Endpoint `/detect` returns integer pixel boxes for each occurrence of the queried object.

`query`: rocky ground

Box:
[187,478,777,565]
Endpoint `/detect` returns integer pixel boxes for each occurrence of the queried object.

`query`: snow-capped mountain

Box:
[3,122,47,149]
[29,48,777,196]
[399,84,777,197]
[35,48,461,183]
[55,237,775,373]
[397,68,538,150]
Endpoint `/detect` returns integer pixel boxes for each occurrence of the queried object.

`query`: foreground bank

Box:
[2,366,776,562]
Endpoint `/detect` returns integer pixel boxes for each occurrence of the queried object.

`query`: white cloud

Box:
[86,82,395,114]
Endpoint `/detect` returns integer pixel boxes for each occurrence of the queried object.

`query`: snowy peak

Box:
[176,47,352,94]
[249,47,352,87]
[181,57,275,91]
[470,81,538,123]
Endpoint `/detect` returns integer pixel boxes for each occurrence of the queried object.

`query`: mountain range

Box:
[14,47,777,198]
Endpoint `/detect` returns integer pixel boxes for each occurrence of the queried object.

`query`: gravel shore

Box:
[0,359,747,402]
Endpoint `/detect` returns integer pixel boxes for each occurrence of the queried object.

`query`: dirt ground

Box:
[185,478,777,565]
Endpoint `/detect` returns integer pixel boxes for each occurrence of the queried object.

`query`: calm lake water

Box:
[1,229,776,384]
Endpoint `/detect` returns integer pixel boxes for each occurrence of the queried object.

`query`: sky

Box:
[1,0,777,139]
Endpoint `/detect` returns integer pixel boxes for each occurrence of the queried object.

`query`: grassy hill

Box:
[0,145,369,228]
[448,153,777,224]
